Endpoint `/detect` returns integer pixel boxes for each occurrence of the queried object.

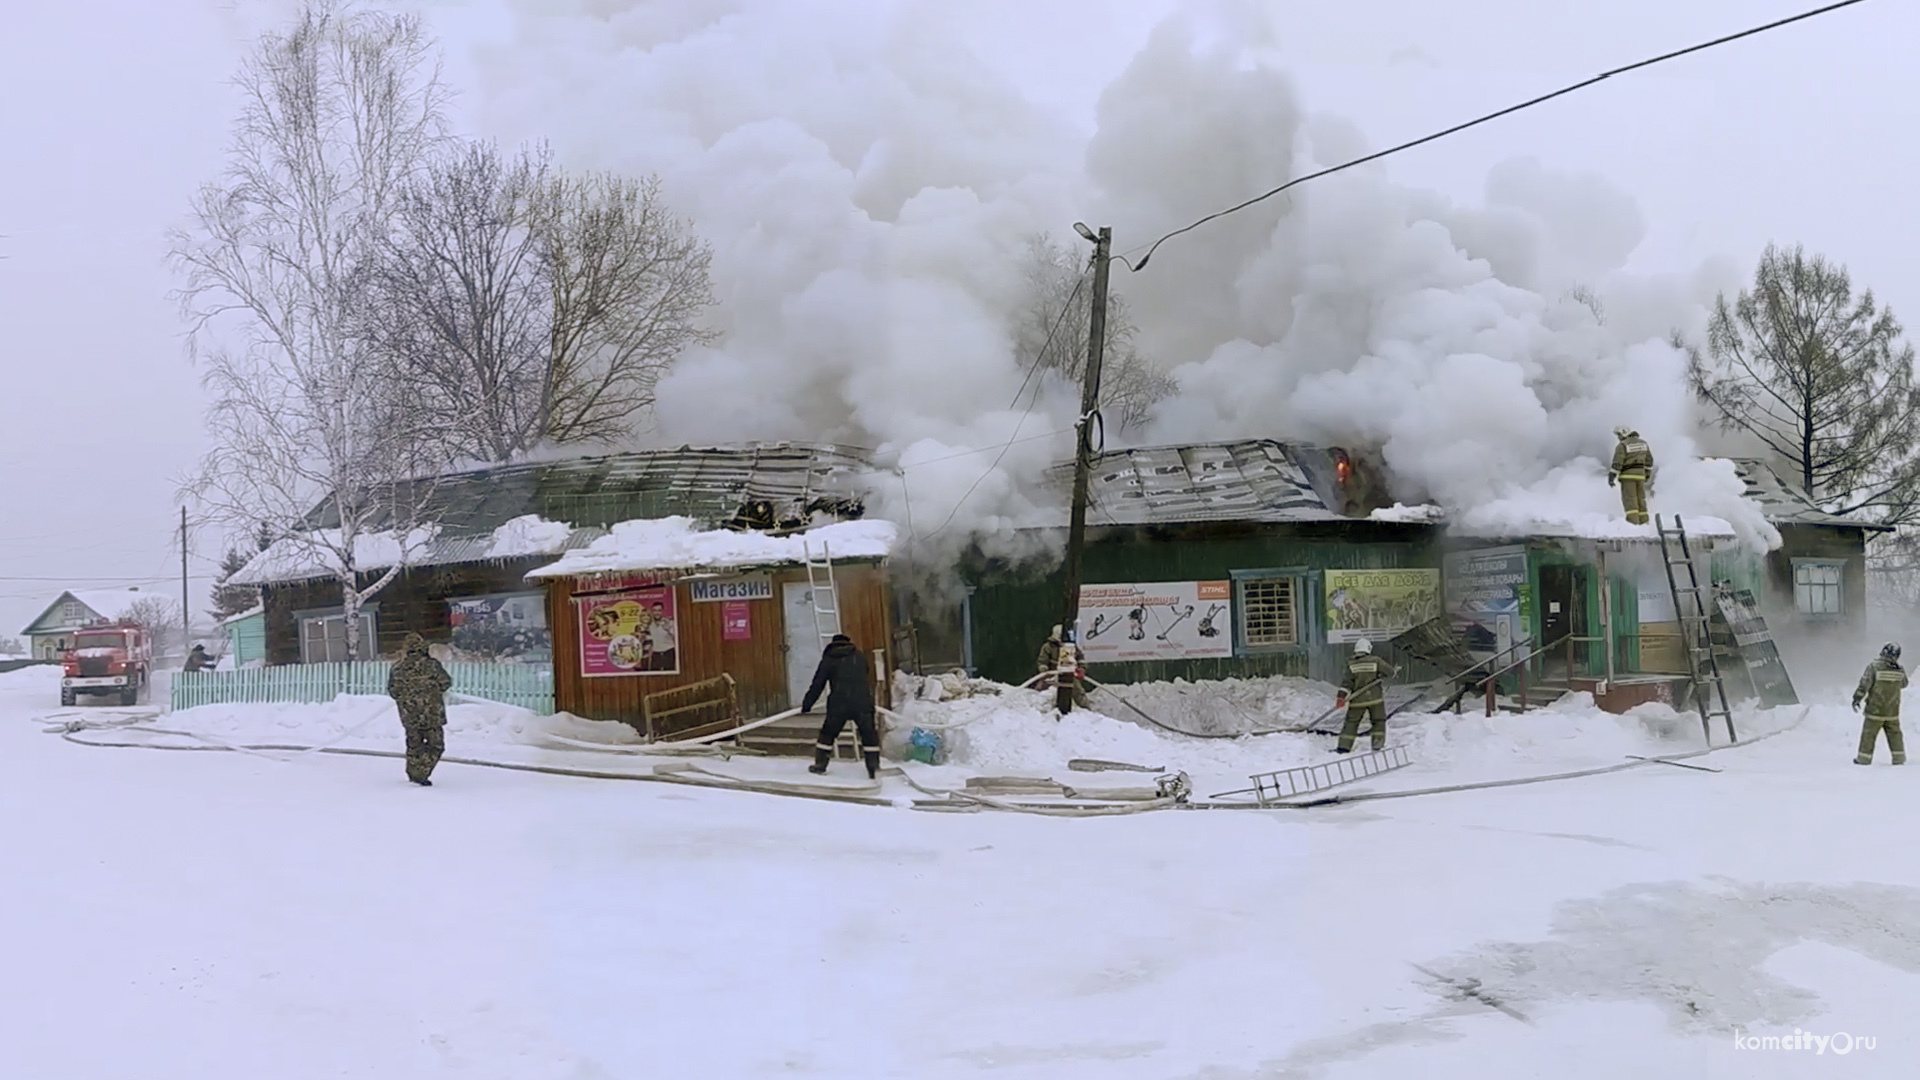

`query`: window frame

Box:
[295,607,379,664]
[1231,567,1313,656]
[1790,558,1846,618]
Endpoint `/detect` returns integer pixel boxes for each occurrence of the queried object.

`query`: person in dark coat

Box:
[388,632,452,786]
[801,633,880,779]
[183,644,214,673]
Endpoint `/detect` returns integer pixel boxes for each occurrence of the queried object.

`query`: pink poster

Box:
[577,586,680,677]
[721,600,752,641]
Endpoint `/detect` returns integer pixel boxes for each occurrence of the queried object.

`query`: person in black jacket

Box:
[801,633,880,779]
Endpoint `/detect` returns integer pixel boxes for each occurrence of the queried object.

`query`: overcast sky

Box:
[0,0,1910,639]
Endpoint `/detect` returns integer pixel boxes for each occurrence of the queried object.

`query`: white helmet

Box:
[1353,638,1372,655]
[1614,426,1633,440]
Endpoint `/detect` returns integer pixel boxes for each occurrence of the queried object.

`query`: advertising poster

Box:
[577,586,680,677]
[1325,569,1442,645]
[448,592,551,663]
[721,600,752,641]
[1075,581,1233,663]
[1443,546,1529,656]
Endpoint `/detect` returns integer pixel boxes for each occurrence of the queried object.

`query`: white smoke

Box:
[449,0,1780,555]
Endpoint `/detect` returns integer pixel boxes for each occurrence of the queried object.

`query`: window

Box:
[299,611,377,663]
[1793,560,1845,616]
[1238,575,1300,649]
[62,601,84,624]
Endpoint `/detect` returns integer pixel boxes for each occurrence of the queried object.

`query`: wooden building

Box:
[232,444,872,664]
[961,442,1883,714]
[524,518,897,745]
[20,588,165,660]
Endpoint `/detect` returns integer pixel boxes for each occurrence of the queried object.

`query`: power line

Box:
[917,262,1096,541]
[1129,0,1874,271]
[897,427,1077,471]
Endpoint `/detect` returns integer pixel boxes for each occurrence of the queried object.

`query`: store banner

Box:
[577,586,680,677]
[1325,568,1442,645]
[690,576,774,603]
[1075,581,1233,663]
[1443,546,1529,656]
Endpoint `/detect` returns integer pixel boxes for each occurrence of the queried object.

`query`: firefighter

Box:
[1608,427,1655,526]
[1335,637,1396,754]
[802,633,881,780]
[1851,642,1908,765]
[388,632,453,786]
[183,644,214,673]
[1038,625,1090,711]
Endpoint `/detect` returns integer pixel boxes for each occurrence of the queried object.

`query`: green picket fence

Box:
[171,661,554,715]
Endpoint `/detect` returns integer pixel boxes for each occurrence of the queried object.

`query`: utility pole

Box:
[181,506,190,663]
[1057,223,1111,714]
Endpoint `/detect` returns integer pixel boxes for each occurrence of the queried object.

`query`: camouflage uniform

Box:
[1038,632,1090,710]
[389,632,452,785]
[1609,430,1655,526]
[1852,653,1907,765]
[1336,649,1396,753]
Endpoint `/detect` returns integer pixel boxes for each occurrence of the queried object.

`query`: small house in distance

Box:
[524,517,897,752]
[232,443,872,664]
[20,588,166,660]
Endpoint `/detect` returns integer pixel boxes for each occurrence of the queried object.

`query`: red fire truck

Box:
[60,620,153,707]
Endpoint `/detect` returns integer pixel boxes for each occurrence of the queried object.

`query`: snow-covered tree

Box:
[209,546,262,623]
[170,2,449,660]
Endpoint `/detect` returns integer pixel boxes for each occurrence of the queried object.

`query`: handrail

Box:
[1475,631,1576,688]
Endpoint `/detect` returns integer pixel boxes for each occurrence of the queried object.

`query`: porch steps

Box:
[733,717,862,760]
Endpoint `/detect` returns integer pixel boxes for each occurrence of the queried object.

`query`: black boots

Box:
[809,747,831,775]
[863,750,881,781]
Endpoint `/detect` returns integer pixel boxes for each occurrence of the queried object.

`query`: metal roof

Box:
[304,442,873,536]
[1724,458,1892,531]
[255,443,876,582]
[1046,440,1351,526]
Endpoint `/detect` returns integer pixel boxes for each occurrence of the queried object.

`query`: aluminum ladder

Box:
[1655,514,1738,744]
[802,540,842,647]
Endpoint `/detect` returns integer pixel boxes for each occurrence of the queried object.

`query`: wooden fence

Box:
[170,661,555,715]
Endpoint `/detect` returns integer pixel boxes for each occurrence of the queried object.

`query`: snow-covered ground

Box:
[3,662,1917,1078]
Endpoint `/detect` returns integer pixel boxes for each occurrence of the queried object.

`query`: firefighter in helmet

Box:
[1608,427,1655,526]
[1335,638,1396,754]
[1852,642,1908,765]
[1039,625,1091,712]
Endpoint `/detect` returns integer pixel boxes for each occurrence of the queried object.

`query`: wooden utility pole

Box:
[1057,224,1111,714]
[181,506,191,662]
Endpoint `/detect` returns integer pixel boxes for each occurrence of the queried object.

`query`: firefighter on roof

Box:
[1608,427,1655,525]
[1335,637,1396,754]
[1852,642,1907,766]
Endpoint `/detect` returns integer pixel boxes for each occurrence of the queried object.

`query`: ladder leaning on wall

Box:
[803,541,842,648]
[1655,514,1739,745]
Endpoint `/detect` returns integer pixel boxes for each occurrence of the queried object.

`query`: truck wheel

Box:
[61,688,74,707]
[122,684,139,707]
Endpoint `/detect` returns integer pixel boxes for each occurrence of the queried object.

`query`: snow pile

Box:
[157,694,621,755]
[234,526,441,585]
[484,515,575,559]
[1370,503,1447,524]
[528,517,895,577]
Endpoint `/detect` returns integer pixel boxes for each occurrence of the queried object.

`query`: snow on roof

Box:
[1723,458,1892,531]
[526,517,896,579]
[217,604,265,627]
[484,515,576,559]
[1368,503,1735,541]
[232,527,441,587]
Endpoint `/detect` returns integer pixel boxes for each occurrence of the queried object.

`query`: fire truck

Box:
[60,620,153,707]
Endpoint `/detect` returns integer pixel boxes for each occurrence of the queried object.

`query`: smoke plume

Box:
[455,0,1779,556]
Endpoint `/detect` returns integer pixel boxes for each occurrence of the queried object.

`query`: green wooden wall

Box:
[966,523,1442,686]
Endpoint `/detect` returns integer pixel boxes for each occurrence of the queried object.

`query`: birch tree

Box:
[170,2,448,659]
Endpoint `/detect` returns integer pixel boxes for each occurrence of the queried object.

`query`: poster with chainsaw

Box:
[1325,569,1441,645]
[1075,581,1234,663]
[577,586,680,677]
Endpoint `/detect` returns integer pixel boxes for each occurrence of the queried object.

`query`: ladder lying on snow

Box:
[1656,514,1738,745]
[1213,746,1413,804]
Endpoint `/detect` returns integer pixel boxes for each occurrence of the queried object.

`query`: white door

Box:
[783,581,826,707]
